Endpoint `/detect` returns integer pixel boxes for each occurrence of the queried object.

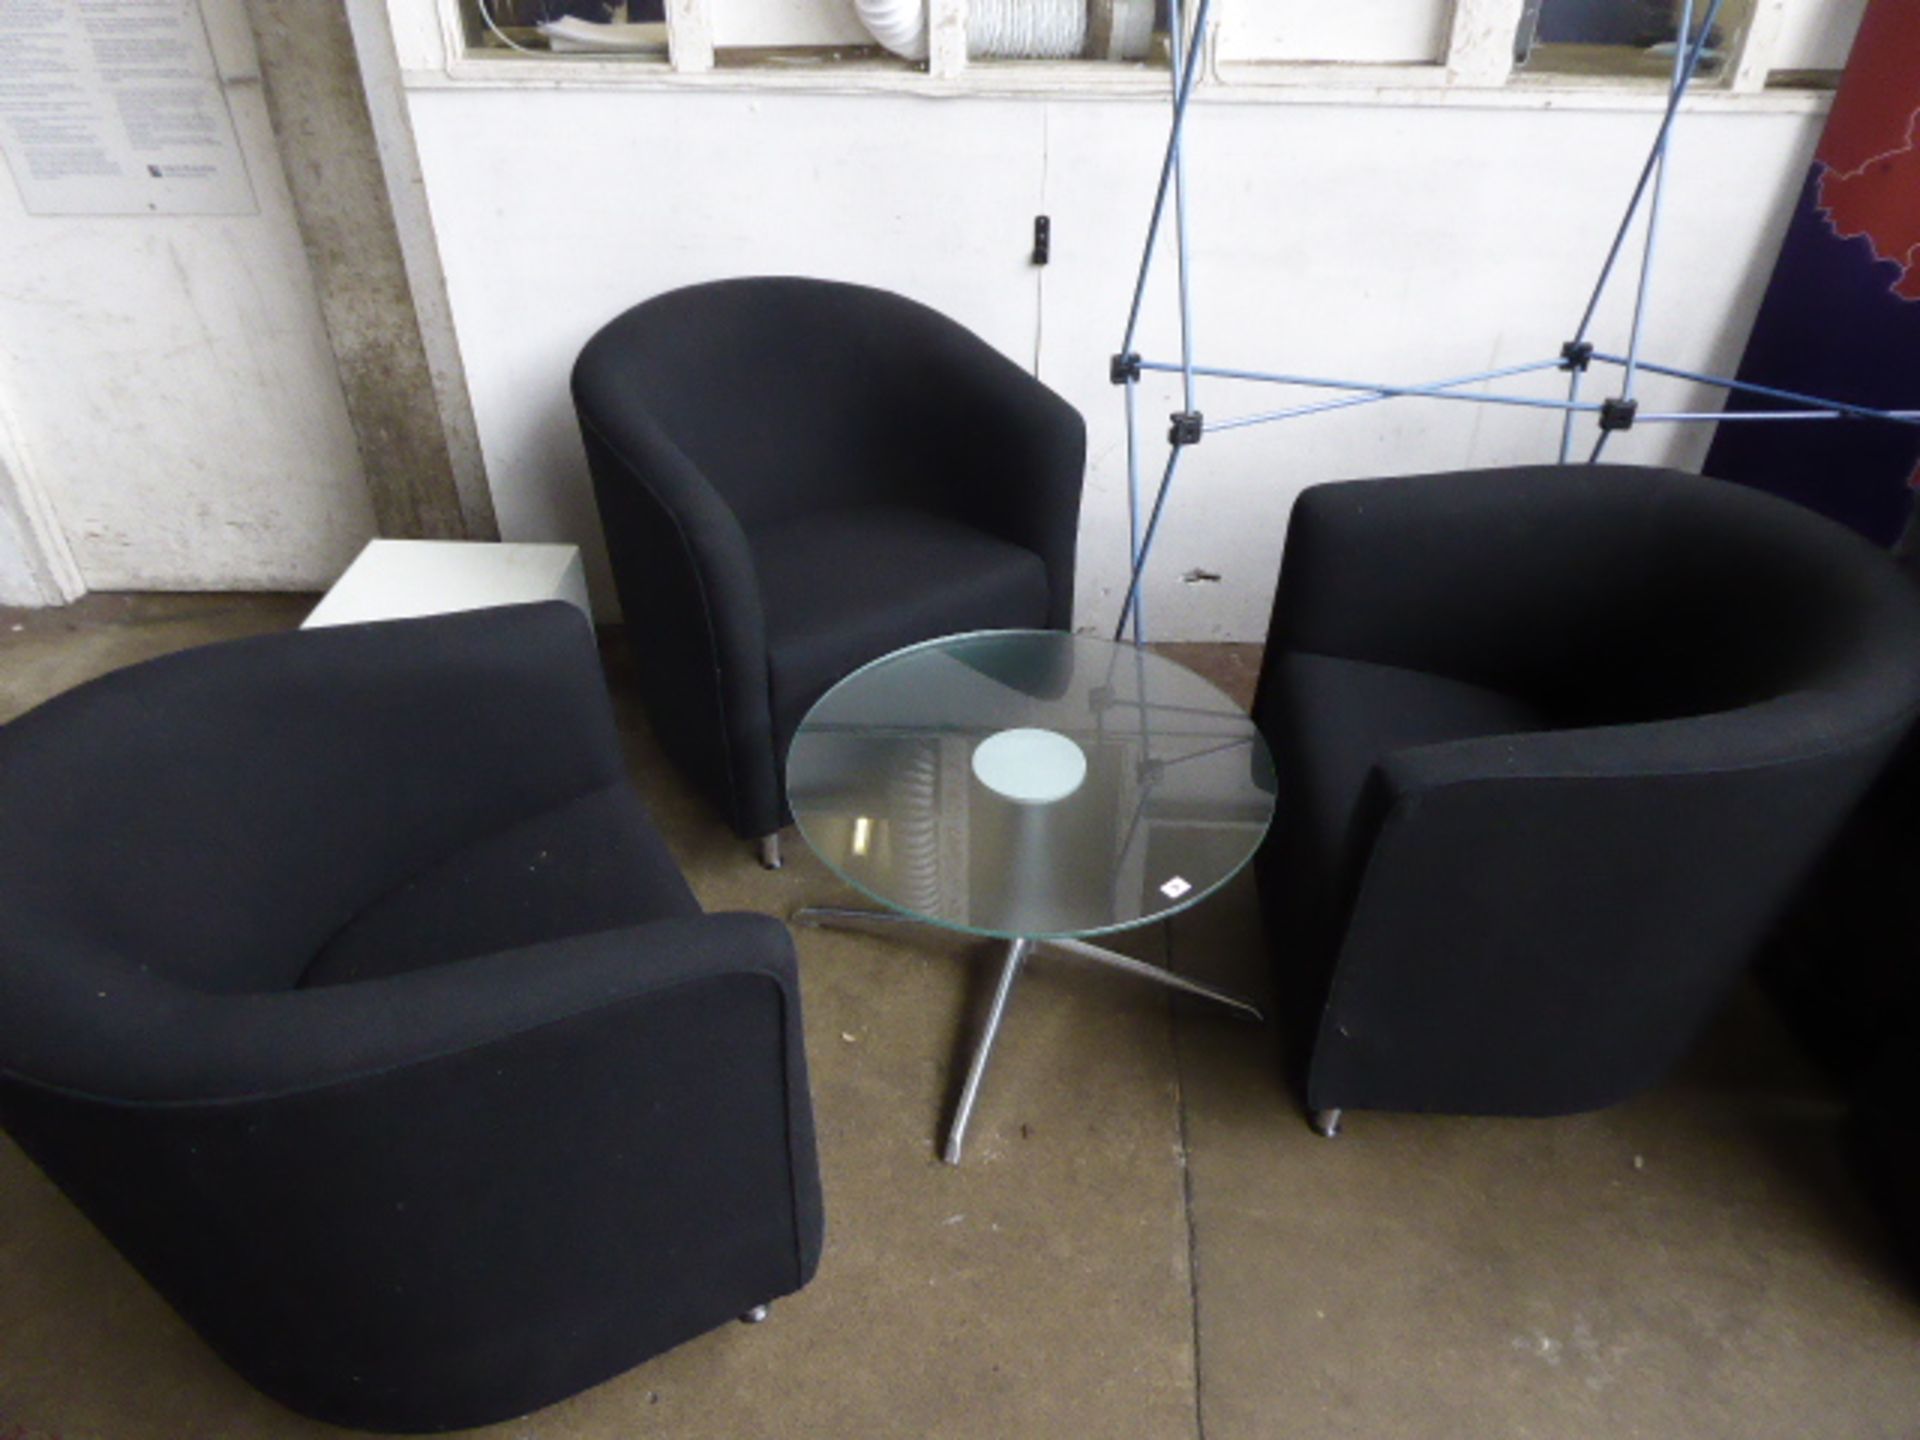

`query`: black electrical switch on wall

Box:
[1032,215,1051,266]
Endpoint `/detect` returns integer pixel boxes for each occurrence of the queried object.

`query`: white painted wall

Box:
[383,0,1831,639]
[1043,98,1823,637]
[406,84,1047,609]
[0,494,38,608]
[0,397,79,606]
[0,0,374,596]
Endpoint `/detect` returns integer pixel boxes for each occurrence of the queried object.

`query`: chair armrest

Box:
[25,913,801,1101]
[0,914,820,1431]
[1377,693,1914,795]
[575,402,776,835]
[1307,709,1907,1116]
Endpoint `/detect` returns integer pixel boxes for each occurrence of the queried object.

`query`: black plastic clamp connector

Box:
[1111,351,1142,385]
[1599,396,1639,432]
[1169,411,1204,446]
[1559,340,1594,372]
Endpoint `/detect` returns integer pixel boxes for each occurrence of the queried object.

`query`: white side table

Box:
[303,540,591,630]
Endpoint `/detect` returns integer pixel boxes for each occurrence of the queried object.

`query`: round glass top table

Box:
[787,629,1277,1163]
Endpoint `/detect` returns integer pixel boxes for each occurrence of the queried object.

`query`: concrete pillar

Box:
[241,1,492,542]
[0,401,83,607]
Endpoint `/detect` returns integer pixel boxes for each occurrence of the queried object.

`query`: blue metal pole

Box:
[1168,0,1211,417]
[1569,0,1726,347]
[1120,0,1212,355]
[1633,408,1920,423]
[1114,447,1186,642]
[1620,0,1698,404]
[1122,377,1147,641]
[1205,391,1401,432]
[1134,356,1561,393]
[1211,385,1603,433]
[1589,351,1920,425]
[1558,366,1585,463]
[1115,0,1213,646]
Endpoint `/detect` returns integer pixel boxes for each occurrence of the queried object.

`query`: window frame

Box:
[431,0,1844,109]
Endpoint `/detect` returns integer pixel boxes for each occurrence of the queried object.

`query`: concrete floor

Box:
[1,595,1916,1440]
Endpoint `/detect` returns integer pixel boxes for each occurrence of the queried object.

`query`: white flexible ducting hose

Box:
[855,0,1102,61]
[970,0,1088,58]
[855,0,930,60]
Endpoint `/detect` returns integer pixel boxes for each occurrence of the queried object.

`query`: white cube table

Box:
[303,540,591,630]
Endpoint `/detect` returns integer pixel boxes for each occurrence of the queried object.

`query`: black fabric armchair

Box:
[1253,465,1920,1131]
[573,277,1086,856]
[1857,1030,1920,1277]
[0,604,823,1433]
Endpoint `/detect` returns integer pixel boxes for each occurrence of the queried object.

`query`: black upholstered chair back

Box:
[576,277,1010,532]
[1275,463,1915,734]
[0,607,617,1002]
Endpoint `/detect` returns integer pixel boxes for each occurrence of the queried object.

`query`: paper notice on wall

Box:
[0,0,255,216]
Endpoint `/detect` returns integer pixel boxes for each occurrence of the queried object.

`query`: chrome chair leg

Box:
[757,833,782,870]
[740,1304,770,1324]
[1311,1108,1343,1139]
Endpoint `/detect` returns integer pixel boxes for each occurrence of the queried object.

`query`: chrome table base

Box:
[793,905,1262,1164]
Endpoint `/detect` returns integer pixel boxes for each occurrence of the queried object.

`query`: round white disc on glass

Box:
[970,727,1087,805]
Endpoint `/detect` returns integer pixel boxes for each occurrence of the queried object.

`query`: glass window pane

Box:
[462,0,669,57]
[1218,0,1452,65]
[1518,0,1751,81]
[711,0,869,48]
[709,0,894,68]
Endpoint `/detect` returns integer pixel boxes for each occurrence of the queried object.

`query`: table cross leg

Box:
[1035,935,1262,1019]
[945,938,1029,1164]
[793,905,1262,1163]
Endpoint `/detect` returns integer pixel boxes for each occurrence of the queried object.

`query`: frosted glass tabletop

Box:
[786,630,1277,941]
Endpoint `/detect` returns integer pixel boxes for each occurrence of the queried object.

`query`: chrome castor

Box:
[740,1304,771,1324]
[756,833,783,870]
[1310,1108,1343,1139]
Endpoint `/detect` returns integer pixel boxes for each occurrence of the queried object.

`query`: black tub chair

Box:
[1856,1030,1920,1278]
[572,277,1086,867]
[1253,464,1920,1135]
[0,603,823,1433]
